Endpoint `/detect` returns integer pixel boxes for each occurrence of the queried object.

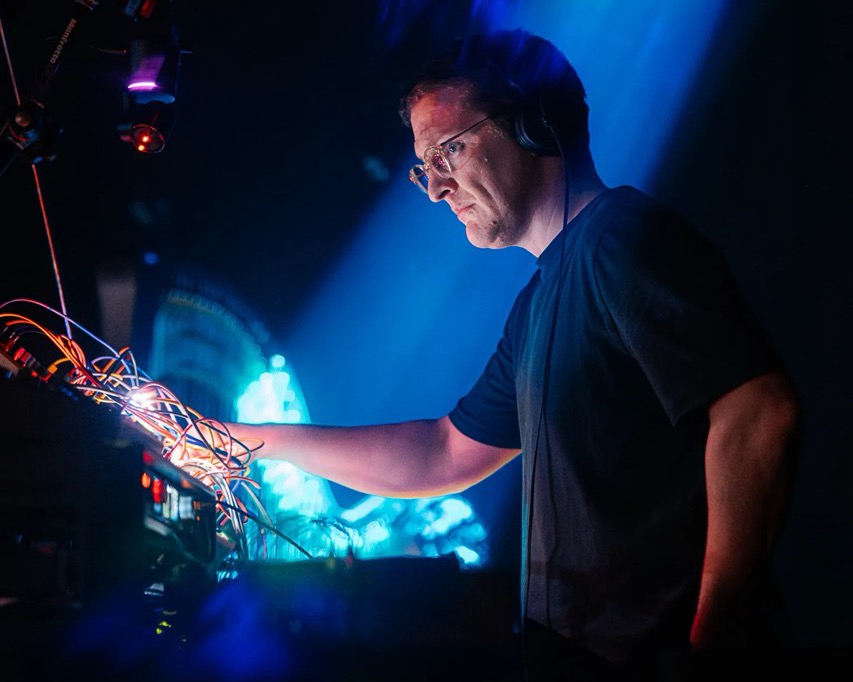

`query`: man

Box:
[229,29,797,680]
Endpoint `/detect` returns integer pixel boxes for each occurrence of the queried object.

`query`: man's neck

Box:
[527,164,607,257]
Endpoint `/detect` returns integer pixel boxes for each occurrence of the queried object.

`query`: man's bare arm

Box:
[224,415,520,499]
[691,370,798,649]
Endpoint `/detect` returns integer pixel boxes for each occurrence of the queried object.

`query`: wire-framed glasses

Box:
[408,115,493,194]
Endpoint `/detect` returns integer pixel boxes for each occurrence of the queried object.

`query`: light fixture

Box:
[118,0,182,154]
[118,99,175,154]
[126,37,181,105]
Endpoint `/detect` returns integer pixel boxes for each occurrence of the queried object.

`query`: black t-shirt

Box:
[449,186,781,663]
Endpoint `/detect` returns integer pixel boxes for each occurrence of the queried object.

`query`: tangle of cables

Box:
[0,297,282,559]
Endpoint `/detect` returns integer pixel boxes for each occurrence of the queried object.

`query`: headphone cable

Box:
[522,100,571,635]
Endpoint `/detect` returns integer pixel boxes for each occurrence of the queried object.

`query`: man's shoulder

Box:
[580,185,697,247]
[588,185,672,224]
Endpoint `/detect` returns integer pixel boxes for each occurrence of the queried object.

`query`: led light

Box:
[131,124,165,153]
[118,99,175,154]
[128,80,158,91]
[127,38,177,105]
[151,477,165,504]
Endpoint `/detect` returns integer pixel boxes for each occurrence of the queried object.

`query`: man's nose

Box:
[427,173,455,203]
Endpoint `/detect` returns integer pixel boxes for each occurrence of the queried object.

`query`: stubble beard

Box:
[467,218,512,249]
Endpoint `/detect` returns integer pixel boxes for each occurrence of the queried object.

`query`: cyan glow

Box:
[362,519,391,545]
[339,494,386,523]
[420,497,474,538]
[454,546,480,566]
[236,357,311,426]
[237,357,490,566]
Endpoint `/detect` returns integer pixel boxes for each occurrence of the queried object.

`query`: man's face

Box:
[410,83,542,250]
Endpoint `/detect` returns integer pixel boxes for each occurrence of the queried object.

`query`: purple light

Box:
[128,81,158,92]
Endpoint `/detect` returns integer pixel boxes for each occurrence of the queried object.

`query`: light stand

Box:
[0,0,99,180]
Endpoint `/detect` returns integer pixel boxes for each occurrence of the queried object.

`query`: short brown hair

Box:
[399,29,589,154]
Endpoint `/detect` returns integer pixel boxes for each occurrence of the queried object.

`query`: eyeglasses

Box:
[408,115,493,194]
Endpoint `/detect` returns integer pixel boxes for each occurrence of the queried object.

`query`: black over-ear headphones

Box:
[485,61,564,158]
[511,92,562,157]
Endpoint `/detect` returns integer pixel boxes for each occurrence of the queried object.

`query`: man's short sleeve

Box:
[448,286,531,450]
[594,203,782,424]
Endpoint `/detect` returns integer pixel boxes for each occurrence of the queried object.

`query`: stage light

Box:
[118,99,175,154]
[118,0,183,154]
[133,125,162,153]
[126,37,181,105]
[128,81,158,92]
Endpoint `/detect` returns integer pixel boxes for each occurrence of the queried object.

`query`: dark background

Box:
[0,0,850,655]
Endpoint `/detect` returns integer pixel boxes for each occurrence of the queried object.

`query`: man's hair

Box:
[399,28,589,153]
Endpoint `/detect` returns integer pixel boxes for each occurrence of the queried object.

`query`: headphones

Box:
[482,60,572,159]
[510,90,562,157]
